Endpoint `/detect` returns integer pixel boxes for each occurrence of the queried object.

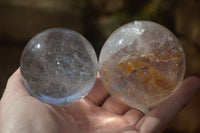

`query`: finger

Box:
[114,125,138,133]
[102,96,130,115]
[86,73,109,105]
[136,76,200,133]
[123,108,144,125]
[2,68,30,102]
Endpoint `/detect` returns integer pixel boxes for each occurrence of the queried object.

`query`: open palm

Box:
[1,69,200,133]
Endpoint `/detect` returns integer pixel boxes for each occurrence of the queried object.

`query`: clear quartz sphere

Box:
[20,28,98,105]
[99,21,185,109]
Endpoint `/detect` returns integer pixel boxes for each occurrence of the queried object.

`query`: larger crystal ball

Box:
[99,21,185,109]
[20,28,97,105]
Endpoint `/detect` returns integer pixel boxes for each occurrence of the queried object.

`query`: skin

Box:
[0,68,200,133]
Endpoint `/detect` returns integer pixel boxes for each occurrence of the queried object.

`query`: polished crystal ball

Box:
[99,21,185,109]
[20,28,98,105]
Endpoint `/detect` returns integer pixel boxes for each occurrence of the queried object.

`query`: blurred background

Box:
[0,0,200,132]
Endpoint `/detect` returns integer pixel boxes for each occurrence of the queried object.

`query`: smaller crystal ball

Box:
[99,21,185,109]
[20,28,97,105]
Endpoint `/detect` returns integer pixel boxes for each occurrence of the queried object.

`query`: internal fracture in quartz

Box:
[20,28,97,105]
[99,21,185,109]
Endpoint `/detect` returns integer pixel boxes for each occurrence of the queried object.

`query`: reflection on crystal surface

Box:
[99,21,185,109]
[20,28,97,105]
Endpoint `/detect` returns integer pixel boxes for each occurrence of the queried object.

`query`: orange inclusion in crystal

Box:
[118,54,177,98]
[159,49,181,61]
[118,60,147,76]
[104,66,126,99]
[103,66,110,88]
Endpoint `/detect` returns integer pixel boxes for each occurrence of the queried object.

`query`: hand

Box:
[0,69,200,133]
